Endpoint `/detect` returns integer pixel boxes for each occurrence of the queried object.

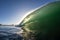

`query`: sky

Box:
[0,0,59,25]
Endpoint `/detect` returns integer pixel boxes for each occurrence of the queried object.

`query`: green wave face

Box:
[20,1,60,40]
[20,1,60,38]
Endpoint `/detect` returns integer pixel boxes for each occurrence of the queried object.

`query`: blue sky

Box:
[0,0,58,25]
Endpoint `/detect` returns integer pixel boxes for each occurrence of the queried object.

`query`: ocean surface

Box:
[0,26,23,40]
